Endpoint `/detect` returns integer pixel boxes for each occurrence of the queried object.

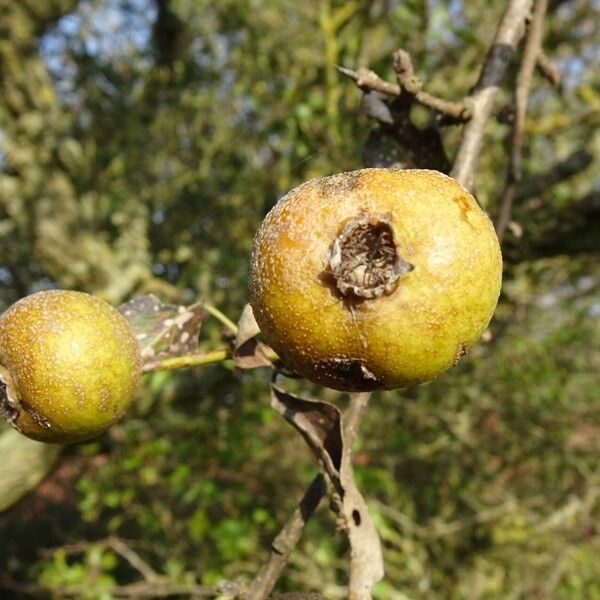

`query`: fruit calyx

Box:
[326,211,414,299]
[0,366,18,427]
[0,365,54,434]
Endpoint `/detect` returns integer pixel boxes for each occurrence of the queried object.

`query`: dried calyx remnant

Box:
[327,212,413,299]
[0,374,17,424]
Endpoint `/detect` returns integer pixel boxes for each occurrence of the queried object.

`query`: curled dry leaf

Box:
[118,294,203,371]
[233,304,273,369]
[271,381,342,481]
[270,378,384,598]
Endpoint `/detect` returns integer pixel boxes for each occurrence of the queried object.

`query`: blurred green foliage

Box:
[0,0,599,598]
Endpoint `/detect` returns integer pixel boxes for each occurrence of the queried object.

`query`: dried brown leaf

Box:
[233,304,273,369]
[118,294,203,368]
[270,378,383,597]
[270,381,342,482]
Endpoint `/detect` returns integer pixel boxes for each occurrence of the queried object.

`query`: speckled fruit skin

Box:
[249,168,502,391]
[0,290,142,443]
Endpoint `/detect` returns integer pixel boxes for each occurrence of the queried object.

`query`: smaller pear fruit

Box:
[0,290,142,443]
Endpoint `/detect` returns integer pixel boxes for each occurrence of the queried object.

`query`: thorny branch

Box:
[495,0,549,242]
[336,65,400,97]
[392,49,471,122]
[338,0,549,192]
[338,46,559,117]
[450,0,534,188]
[336,58,471,123]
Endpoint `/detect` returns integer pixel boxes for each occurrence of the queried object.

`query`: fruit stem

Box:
[142,348,231,373]
[204,303,239,334]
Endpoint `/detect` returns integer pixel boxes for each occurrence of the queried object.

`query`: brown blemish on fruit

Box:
[20,400,52,429]
[454,341,468,365]
[99,386,111,412]
[325,212,414,300]
[453,195,476,229]
[317,171,361,197]
[315,357,380,391]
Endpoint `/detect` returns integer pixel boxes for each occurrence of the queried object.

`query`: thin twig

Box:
[496,0,549,242]
[0,577,214,599]
[337,58,471,123]
[336,65,400,97]
[536,51,561,88]
[107,537,160,583]
[245,474,327,600]
[392,49,471,122]
[450,0,533,189]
